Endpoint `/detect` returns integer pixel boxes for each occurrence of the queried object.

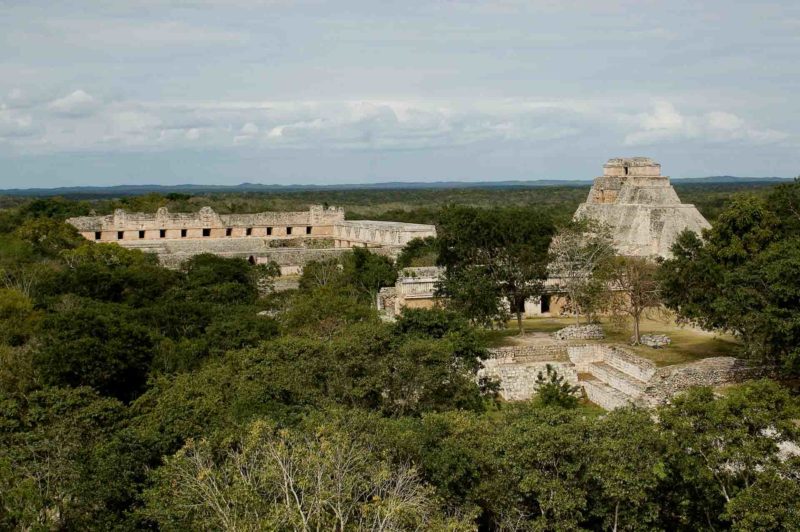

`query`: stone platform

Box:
[480,343,762,410]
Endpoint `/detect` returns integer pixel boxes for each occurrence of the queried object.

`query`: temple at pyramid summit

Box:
[573,157,710,258]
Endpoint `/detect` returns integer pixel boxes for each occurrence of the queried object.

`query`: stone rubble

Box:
[638,334,671,348]
[552,324,605,341]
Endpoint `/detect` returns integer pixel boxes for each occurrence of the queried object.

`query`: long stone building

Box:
[67,205,436,272]
[574,157,710,258]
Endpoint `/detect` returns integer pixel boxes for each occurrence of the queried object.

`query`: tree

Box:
[657,381,798,528]
[0,288,40,347]
[298,249,396,304]
[548,219,616,324]
[35,300,156,402]
[298,257,342,291]
[724,463,800,531]
[250,260,281,296]
[181,253,259,304]
[659,186,800,370]
[533,364,581,409]
[14,218,83,257]
[143,419,467,531]
[397,236,438,268]
[501,408,592,530]
[436,206,554,332]
[607,256,662,344]
[586,409,665,531]
[54,243,179,306]
[341,247,397,303]
[0,387,127,531]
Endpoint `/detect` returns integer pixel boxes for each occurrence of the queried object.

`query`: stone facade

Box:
[574,157,711,258]
[67,205,436,272]
[333,220,436,248]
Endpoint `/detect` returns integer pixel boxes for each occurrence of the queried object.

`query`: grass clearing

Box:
[482,314,741,367]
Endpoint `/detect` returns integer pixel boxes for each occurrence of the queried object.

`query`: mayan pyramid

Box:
[573,157,710,258]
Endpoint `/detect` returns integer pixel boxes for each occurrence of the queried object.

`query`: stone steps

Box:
[587,361,648,398]
[581,376,635,410]
[603,349,657,381]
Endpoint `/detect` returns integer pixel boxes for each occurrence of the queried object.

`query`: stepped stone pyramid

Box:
[574,157,710,258]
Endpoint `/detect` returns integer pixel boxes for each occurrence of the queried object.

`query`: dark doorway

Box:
[541,295,551,313]
[248,255,256,265]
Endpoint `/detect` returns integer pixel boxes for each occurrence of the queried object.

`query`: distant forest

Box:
[0,180,786,227]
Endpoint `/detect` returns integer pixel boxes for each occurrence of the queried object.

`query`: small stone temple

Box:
[67,205,436,272]
[573,157,710,258]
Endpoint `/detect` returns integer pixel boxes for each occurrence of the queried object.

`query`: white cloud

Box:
[0,104,36,139]
[0,92,791,155]
[240,122,259,135]
[623,101,788,146]
[48,90,97,117]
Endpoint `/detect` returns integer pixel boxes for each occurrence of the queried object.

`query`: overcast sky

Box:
[1,0,798,188]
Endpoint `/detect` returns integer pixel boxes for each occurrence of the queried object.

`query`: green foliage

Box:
[657,381,798,528]
[284,285,377,338]
[436,205,554,330]
[52,243,179,305]
[14,217,83,257]
[397,236,438,268]
[724,462,800,531]
[533,364,581,409]
[16,197,94,221]
[298,247,396,304]
[0,289,40,346]
[660,183,800,370]
[142,418,470,531]
[181,253,259,304]
[0,189,797,531]
[341,246,397,301]
[35,300,156,402]
[0,386,127,531]
[548,218,616,324]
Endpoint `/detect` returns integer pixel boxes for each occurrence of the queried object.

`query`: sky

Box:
[1,0,799,188]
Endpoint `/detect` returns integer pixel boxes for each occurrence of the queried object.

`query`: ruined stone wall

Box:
[156,247,355,269]
[480,346,574,401]
[641,357,768,407]
[487,345,569,362]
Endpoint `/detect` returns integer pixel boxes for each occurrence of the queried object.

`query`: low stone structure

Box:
[377,266,553,318]
[574,157,711,258]
[639,334,671,348]
[67,205,436,273]
[479,343,762,410]
[552,324,605,341]
[377,266,442,316]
